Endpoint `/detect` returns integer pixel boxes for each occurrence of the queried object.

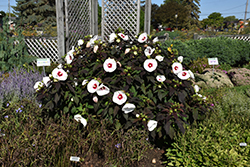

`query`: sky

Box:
[0,0,249,21]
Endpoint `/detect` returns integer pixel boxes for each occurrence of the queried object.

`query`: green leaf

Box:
[141,84,146,94]
[63,106,69,114]
[45,101,54,110]
[74,96,79,105]
[193,109,198,120]
[54,93,60,105]
[66,83,75,94]
[113,106,119,117]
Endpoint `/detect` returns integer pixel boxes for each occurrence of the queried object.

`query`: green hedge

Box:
[161,37,250,67]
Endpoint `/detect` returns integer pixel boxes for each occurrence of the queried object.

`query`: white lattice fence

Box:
[197,35,250,42]
[24,37,59,62]
[101,0,141,41]
[66,0,91,49]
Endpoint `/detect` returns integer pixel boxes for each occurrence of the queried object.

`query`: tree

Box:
[155,1,189,29]
[12,0,37,25]
[201,12,224,30]
[12,0,56,26]
[163,0,200,28]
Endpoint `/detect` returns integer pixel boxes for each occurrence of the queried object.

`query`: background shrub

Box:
[161,37,250,67]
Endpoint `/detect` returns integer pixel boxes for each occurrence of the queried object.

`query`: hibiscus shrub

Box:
[35,31,212,142]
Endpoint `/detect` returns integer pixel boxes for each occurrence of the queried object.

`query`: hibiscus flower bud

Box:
[93,96,98,103]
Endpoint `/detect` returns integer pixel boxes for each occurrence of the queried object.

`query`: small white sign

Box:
[239,143,247,146]
[208,58,219,65]
[70,156,80,162]
[37,58,50,67]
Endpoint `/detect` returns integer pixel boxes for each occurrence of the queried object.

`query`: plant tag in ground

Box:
[239,143,247,146]
[208,58,219,65]
[70,156,80,162]
[37,58,51,67]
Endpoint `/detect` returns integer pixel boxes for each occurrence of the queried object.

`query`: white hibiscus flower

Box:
[178,56,183,63]
[82,79,88,86]
[52,68,68,81]
[34,81,43,91]
[144,46,155,57]
[188,70,195,79]
[155,55,164,62]
[109,33,117,43]
[122,103,136,114]
[112,91,127,105]
[172,62,183,74]
[156,75,166,82]
[103,58,117,72]
[42,77,51,87]
[143,59,158,72]
[147,120,158,131]
[65,53,74,64]
[138,32,147,43]
[74,114,87,127]
[177,71,191,80]
[118,33,129,40]
[87,79,100,93]
[96,83,110,96]
[194,85,200,93]
[78,39,84,46]
[153,37,159,43]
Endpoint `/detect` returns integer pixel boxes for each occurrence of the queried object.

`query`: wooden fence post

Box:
[91,0,98,35]
[144,0,151,35]
[56,0,65,62]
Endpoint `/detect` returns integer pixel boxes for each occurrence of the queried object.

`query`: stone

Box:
[194,68,234,89]
[228,68,250,86]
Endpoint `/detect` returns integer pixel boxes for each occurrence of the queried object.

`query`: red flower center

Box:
[148,63,153,68]
[182,72,187,76]
[121,34,125,38]
[100,86,105,90]
[117,94,123,100]
[57,71,63,77]
[142,36,146,41]
[69,56,72,60]
[148,49,151,54]
[174,66,178,70]
[93,83,98,89]
[108,63,112,68]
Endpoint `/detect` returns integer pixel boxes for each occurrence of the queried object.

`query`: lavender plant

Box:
[0,68,44,108]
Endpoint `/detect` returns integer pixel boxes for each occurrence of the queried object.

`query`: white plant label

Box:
[37,58,51,67]
[208,58,219,65]
[70,156,80,162]
[239,143,247,146]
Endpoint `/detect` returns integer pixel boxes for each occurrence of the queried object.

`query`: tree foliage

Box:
[12,0,56,26]
[155,1,189,29]
[163,0,200,28]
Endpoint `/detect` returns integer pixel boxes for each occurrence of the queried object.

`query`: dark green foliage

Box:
[13,0,56,26]
[0,17,36,71]
[36,32,212,145]
[161,37,250,67]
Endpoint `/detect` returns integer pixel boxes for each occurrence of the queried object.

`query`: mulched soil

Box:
[73,147,166,167]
